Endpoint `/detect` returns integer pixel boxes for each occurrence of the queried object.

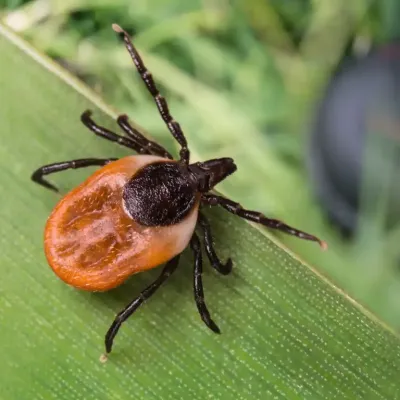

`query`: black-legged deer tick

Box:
[32,23,327,360]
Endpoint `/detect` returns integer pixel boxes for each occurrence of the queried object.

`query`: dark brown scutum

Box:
[123,161,196,226]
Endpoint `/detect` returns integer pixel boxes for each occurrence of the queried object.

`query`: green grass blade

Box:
[1,23,400,399]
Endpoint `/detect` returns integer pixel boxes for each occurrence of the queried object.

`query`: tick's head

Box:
[188,157,237,193]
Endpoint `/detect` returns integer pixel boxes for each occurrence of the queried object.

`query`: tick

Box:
[32,23,327,359]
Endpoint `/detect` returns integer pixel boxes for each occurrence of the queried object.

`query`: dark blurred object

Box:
[308,42,400,235]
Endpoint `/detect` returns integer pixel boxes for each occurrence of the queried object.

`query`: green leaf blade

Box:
[1,23,400,399]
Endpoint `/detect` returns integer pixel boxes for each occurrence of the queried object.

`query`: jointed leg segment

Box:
[117,114,173,159]
[198,212,232,275]
[112,24,190,164]
[81,110,171,158]
[104,254,181,354]
[202,194,327,249]
[81,110,140,151]
[31,158,117,192]
[190,233,220,334]
[104,231,222,355]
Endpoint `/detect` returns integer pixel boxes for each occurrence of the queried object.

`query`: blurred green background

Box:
[2,0,400,331]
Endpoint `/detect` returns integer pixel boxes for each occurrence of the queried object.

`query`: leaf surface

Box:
[1,24,400,400]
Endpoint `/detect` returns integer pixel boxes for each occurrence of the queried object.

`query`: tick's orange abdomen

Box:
[44,155,200,291]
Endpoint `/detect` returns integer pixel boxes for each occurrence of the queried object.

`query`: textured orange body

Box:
[44,155,200,291]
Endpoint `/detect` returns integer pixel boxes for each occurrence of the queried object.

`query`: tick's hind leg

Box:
[190,233,220,333]
[202,194,327,249]
[198,212,232,275]
[31,158,117,192]
[117,114,173,159]
[104,255,180,355]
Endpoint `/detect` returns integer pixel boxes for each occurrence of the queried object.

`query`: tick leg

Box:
[112,24,190,164]
[31,158,117,192]
[81,110,163,156]
[104,255,180,354]
[198,212,232,275]
[202,194,327,249]
[117,114,173,159]
[190,233,220,334]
